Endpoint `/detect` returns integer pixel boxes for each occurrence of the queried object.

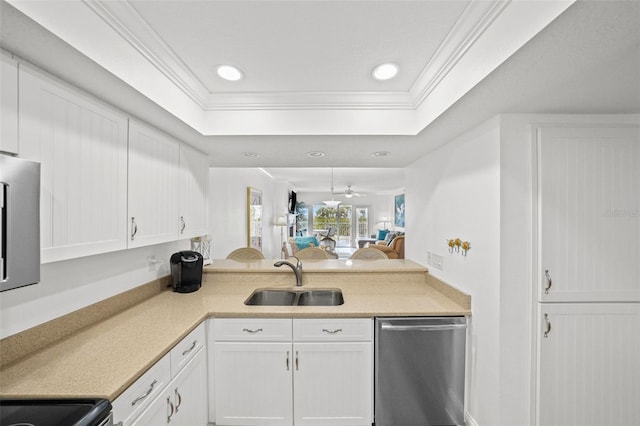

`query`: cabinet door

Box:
[131,389,174,426]
[537,126,640,302]
[536,303,640,426]
[132,348,207,426]
[18,65,128,262]
[214,342,293,426]
[293,342,372,426]
[179,144,208,240]
[1,51,18,154]
[172,348,208,426]
[128,120,180,248]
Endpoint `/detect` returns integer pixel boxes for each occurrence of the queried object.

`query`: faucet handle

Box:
[290,256,301,268]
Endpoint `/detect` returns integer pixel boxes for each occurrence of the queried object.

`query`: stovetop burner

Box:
[0,398,111,426]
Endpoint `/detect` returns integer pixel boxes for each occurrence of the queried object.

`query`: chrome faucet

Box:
[274,256,303,286]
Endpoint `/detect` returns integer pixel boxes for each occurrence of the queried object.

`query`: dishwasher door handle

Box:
[379,323,466,331]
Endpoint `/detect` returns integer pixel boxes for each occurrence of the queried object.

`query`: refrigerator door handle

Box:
[1,182,8,282]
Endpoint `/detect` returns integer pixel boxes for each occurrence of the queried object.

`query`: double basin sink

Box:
[245,288,344,306]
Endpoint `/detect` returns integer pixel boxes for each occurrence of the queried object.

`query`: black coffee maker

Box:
[170,251,203,293]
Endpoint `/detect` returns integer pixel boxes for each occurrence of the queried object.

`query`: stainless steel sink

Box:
[244,289,298,306]
[244,288,344,306]
[297,289,344,306]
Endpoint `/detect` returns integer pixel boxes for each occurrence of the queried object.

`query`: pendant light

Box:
[323,169,341,208]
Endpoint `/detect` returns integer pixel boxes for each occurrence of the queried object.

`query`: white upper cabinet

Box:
[128,120,180,248]
[179,144,208,240]
[1,51,18,154]
[18,64,128,263]
[537,126,640,302]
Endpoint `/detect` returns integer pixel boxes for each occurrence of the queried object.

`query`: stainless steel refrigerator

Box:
[0,154,41,292]
[375,317,467,426]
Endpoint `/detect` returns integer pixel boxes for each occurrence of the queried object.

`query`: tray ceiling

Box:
[6,0,574,135]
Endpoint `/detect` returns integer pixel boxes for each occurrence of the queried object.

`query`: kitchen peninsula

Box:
[0,259,470,425]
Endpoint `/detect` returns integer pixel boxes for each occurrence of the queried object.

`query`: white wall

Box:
[406,116,502,426]
[208,168,289,259]
[0,240,189,339]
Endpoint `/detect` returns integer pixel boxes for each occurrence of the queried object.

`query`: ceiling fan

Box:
[334,185,366,198]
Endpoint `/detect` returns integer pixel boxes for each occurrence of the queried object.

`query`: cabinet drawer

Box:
[293,318,372,341]
[112,353,171,426]
[170,322,206,377]
[213,318,292,341]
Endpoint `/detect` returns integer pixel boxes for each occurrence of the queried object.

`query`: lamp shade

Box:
[275,215,288,226]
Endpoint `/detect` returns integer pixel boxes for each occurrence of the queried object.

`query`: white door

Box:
[18,64,128,262]
[293,342,372,426]
[128,120,180,248]
[179,144,209,240]
[537,126,640,302]
[214,342,293,426]
[536,303,640,426]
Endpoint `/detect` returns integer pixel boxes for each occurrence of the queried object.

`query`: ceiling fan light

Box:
[323,200,341,208]
[345,193,353,198]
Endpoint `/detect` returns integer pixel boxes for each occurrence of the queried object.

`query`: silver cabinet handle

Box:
[180,216,186,234]
[174,388,182,412]
[322,328,343,334]
[544,269,552,294]
[286,350,290,371]
[182,340,197,356]
[166,396,175,423]
[130,217,138,241]
[131,379,157,406]
[295,350,299,370]
[242,328,263,334]
[544,313,551,338]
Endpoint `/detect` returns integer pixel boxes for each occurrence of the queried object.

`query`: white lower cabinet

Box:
[214,341,293,425]
[133,347,207,426]
[211,318,373,426]
[536,303,640,426]
[113,323,207,426]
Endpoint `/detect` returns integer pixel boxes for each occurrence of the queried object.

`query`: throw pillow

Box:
[376,229,390,241]
[295,236,320,249]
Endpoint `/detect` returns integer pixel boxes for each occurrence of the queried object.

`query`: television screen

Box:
[288,191,297,213]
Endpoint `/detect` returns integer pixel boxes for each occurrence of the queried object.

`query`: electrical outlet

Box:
[147,256,157,271]
[430,253,443,270]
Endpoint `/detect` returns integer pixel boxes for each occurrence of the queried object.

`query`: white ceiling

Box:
[263,168,405,194]
[1,0,639,192]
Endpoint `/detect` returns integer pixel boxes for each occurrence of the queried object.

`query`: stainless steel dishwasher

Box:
[375,317,467,426]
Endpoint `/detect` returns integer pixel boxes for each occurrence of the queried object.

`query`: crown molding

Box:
[85,0,211,107]
[203,91,415,111]
[409,0,510,107]
[87,0,511,112]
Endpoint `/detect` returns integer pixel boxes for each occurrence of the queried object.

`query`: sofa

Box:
[370,234,405,259]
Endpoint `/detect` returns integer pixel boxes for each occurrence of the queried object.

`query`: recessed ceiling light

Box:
[217,65,243,81]
[242,152,259,158]
[307,151,325,158]
[372,63,399,81]
[372,151,391,157]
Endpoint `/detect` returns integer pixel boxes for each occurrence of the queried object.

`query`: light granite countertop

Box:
[0,259,470,401]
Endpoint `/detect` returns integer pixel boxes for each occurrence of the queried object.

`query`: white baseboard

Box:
[465,410,480,426]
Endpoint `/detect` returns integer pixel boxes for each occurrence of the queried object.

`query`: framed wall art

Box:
[394,193,405,228]
[247,187,263,251]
